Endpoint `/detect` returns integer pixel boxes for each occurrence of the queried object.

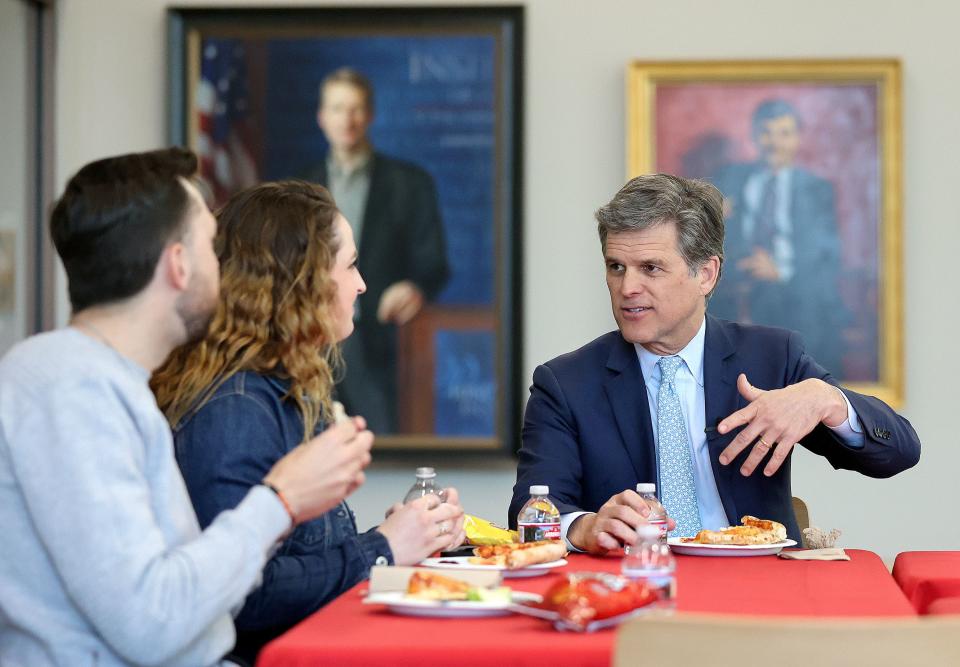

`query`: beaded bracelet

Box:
[263,482,296,527]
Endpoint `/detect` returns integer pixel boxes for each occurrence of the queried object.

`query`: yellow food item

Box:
[463,514,518,546]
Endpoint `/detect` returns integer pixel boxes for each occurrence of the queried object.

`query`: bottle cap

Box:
[635,523,660,541]
[636,482,656,494]
[415,467,437,478]
[529,485,549,495]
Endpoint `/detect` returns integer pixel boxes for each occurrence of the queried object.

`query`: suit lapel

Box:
[703,315,741,524]
[360,154,386,253]
[603,337,656,483]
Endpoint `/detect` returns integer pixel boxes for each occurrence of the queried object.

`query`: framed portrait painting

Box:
[168,7,524,451]
[627,59,903,406]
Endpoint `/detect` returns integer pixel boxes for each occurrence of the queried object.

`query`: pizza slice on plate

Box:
[470,540,568,568]
[405,571,472,601]
[682,515,787,545]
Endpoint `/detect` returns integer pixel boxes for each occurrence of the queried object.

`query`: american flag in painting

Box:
[195,38,259,205]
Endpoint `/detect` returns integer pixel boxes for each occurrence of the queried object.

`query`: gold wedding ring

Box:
[757,437,770,449]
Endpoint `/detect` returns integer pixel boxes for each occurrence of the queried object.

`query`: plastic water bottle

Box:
[621,523,676,610]
[636,482,669,544]
[402,467,447,504]
[517,485,561,542]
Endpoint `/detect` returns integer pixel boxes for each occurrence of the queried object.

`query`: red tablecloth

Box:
[258,549,913,667]
[892,551,960,614]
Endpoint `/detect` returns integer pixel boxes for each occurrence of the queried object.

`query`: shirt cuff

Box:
[561,511,591,552]
[243,484,297,548]
[774,242,794,282]
[228,485,297,612]
[826,387,865,448]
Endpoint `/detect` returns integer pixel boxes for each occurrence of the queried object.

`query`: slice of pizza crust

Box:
[469,540,567,568]
[406,571,472,600]
[683,515,787,545]
[741,515,787,541]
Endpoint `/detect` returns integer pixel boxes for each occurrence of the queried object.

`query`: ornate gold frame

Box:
[627,59,903,406]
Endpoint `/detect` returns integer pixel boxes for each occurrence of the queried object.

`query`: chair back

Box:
[613,614,960,666]
[792,495,810,547]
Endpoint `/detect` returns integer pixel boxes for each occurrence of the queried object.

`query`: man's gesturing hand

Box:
[737,248,780,282]
[717,373,848,477]
[377,280,424,325]
[567,490,676,555]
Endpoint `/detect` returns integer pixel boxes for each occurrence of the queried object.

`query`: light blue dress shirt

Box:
[561,317,865,549]
[634,319,728,531]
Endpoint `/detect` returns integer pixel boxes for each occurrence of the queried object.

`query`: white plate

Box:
[667,537,797,557]
[419,556,568,578]
[364,590,542,618]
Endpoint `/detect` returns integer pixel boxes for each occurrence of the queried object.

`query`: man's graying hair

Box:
[595,173,725,296]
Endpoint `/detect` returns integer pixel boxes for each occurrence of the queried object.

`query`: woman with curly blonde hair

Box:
[152,180,464,662]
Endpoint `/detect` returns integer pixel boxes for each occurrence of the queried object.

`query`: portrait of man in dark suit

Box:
[304,68,450,433]
[179,20,520,447]
[708,99,847,374]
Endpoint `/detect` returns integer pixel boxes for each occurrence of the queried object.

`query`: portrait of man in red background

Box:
[654,83,880,382]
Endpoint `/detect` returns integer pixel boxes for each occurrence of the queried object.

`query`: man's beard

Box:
[175,273,217,344]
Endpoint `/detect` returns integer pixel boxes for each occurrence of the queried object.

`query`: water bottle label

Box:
[518,522,561,542]
[645,574,673,590]
[649,519,669,540]
[621,568,674,597]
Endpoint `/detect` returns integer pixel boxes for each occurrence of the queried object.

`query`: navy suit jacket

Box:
[509,317,920,543]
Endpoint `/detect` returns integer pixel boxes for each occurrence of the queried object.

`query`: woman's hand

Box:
[377,489,466,565]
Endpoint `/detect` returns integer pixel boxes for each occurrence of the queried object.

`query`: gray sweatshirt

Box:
[0,329,289,666]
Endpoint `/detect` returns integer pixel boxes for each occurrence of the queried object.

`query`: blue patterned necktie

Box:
[656,355,702,537]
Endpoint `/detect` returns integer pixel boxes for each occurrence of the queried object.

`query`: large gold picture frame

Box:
[627,59,903,406]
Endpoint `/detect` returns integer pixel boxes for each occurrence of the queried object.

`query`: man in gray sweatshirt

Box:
[0,148,376,666]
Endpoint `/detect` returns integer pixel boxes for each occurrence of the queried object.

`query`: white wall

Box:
[0,0,32,354]
[55,0,960,559]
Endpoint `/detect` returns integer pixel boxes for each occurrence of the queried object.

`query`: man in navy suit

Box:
[509,174,919,553]
[709,99,847,374]
[304,68,449,433]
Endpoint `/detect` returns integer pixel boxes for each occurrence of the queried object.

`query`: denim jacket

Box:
[173,371,393,640]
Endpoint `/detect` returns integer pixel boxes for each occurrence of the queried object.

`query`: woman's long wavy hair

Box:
[152,180,342,441]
